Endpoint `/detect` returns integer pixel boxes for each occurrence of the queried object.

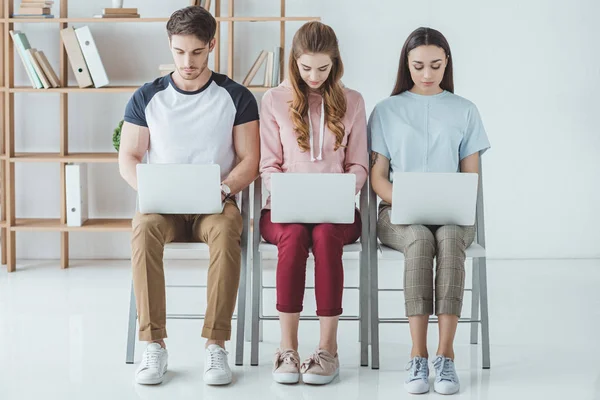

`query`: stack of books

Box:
[94,8,140,18]
[12,0,54,19]
[242,47,282,88]
[9,30,60,89]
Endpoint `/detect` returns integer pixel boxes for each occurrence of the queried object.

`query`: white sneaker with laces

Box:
[433,355,460,395]
[204,344,232,385]
[404,356,430,394]
[135,343,168,385]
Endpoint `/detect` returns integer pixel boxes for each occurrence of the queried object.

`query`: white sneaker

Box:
[204,344,232,385]
[404,356,430,394]
[433,355,460,395]
[135,343,168,385]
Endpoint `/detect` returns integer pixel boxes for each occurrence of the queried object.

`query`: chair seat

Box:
[259,240,363,253]
[165,242,209,251]
[378,242,486,260]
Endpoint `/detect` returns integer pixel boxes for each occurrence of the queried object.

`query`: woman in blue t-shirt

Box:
[369,27,490,396]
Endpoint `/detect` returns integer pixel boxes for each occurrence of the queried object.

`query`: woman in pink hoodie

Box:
[259,21,368,385]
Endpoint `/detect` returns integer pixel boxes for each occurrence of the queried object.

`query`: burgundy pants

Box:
[259,209,362,316]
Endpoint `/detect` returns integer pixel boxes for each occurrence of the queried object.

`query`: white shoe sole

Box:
[204,374,232,386]
[273,372,300,384]
[434,383,460,395]
[302,368,339,385]
[404,380,430,394]
[135,364,168,385]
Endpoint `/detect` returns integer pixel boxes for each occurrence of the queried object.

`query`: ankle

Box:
[436,351,455,360]
[319,343,338,356]
[151,340,166,349]
[410,349,428,359]
[280,341,298,351]
[206,340,225,349]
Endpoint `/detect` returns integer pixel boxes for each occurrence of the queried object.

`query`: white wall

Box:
[19,0,600,259]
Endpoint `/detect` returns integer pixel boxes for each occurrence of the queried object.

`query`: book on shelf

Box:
[242,50,268,86]
[20,2,54,7]
[94,7,139,18]
[272,46,282,87]
[26,49,51,89]
[33,50,61,88]
[17,7,50,14]
[11,14,55,18]
[243,47,283,88]
[14,0,53,18]
[263,51,274,88]
[74,26,110,88]
[60,27,94,88]
[9,30,43,89]
[66,164,89,227]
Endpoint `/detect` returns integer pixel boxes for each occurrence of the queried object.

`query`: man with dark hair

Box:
[118,6,259,386]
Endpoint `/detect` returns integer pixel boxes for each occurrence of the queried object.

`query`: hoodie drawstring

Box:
[309,99,325,162]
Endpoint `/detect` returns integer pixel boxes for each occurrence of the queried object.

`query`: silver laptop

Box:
[270,173,356,223]
[391,172,478,225]
[137,164,223,214]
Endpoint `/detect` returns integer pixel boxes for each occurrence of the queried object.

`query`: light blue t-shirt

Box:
[368,90,490,179]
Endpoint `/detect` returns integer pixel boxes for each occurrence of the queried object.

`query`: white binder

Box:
[74,26,109,88]
[66,163,89,227]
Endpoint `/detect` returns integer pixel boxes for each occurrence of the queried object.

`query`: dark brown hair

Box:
[288,21,347,152]
[391,27,454,95]
[166,6,216,44]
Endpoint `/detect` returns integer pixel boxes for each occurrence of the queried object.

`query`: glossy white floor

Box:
[1,257,599,400]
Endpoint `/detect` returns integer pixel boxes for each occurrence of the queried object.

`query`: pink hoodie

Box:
[259,79,369,208]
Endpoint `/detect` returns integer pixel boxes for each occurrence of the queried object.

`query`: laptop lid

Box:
[270,173,356,223]
[390,172,478,226]
[136,164,223,214]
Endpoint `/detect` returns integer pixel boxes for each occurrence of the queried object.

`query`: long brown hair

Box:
[288,21,347,152]
[391,27,454,96]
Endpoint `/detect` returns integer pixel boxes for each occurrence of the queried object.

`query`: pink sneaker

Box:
[300,349,339,385]
[272,348,301,384]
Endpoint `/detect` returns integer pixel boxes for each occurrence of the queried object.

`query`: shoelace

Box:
[278,350,299,367]
[434,357,456,382]
[300,352,323,373]
[207,348,228,370]
[405,357,428,381]
[142,349,162,369]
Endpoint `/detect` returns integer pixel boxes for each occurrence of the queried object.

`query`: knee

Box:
[435,225,462,243]
[407,225,435,246]
[279,224,310,246]
[207,221,242,247]
[312,224,341,247]
[132,214,166,239]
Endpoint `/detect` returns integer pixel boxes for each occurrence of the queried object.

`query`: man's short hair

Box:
[166,6,217,44]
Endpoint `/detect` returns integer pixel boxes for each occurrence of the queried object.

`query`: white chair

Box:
[368,160,491,369]
[125,186,251,366]
[250,176,370,367]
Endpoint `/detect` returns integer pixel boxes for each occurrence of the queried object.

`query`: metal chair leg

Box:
[250,248,261,366]
[479,257,491,369]
[470,258,481,344]
[126,280,137,364]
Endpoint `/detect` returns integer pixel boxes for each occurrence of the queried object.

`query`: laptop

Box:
[270,173,356,223]
[137,164,224,214]
[390,172,478,225]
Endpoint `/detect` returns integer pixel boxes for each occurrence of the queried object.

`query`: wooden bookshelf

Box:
[1,0,320,272]
[10,153,119,163]
[7,16,319,23]
[10,85,272,93]
[12,218,132,232]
